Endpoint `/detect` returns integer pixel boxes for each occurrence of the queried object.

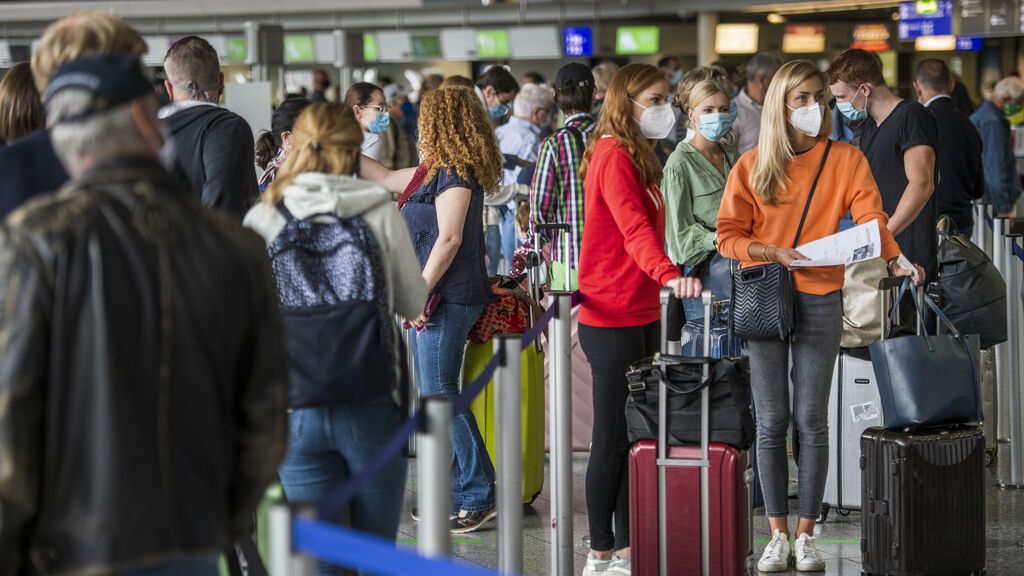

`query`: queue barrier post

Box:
[984,203,995,258]
[417,395,453,557]
[993,217,1011,444]
[269,504,316,575]
[1000,226,1024,488]
[973,202,985,249]
[495,334,523,574]
[549,291,575,576]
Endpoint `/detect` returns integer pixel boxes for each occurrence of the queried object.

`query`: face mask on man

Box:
[488,102,509,120]
[694,112,734,142]
[786,102,823,137]
[1005,101,1022,118]
[669,69,683,86]
[632,99,676,140]
[837,86,869,122]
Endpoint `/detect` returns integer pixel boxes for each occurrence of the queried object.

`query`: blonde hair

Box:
[31,11,146,93]
[674,66,727,109]
[264,103,362,205]
[592,61,620,94]
[750,60,834,205]
[417,86,503,193]
[679,79,727,130]
[0,63,43,143]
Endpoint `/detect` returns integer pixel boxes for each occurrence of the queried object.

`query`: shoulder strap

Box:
[791,139,833,248]
[276,203,297,222]
[397,164,429,210]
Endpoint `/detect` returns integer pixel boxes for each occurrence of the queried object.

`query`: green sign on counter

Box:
[412,34,442,59]
[363,33,379,62]
[616,26,660,55]
[225,37,247,64]
[284,35,315,63]
[476,30,510,58]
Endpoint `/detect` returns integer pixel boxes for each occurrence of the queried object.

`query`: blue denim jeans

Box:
[118,557,218,576]
[278,397,407,576]
[413,301,496,512]
[486,224,502,275]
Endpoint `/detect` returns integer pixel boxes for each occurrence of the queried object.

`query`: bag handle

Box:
[889,277,964,339]
[397,164,429,210]
[791,140,833,248]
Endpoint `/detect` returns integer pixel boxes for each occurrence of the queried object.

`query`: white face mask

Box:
[786,102,823,137]
[632,99,676,140]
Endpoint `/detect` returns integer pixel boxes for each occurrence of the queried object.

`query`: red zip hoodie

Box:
[579,137,681,328]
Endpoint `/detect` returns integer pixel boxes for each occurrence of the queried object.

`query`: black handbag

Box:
[870,278,983,430]
[730,140,832,340]
[933,223,1007,348]
[624,354,755,449]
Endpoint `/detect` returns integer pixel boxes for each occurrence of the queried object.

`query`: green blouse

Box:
[661,141,741,266]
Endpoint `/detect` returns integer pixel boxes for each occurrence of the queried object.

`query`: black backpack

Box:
[933,226,1007,349]
[268,204,395,407]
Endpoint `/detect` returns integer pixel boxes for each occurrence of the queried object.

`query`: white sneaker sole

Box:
[757,560,791,573]
[795,560,826,572]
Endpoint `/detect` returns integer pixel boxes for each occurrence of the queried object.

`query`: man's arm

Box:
[0,230,49,572]
[202,116,259,219]
[887,144,935,236]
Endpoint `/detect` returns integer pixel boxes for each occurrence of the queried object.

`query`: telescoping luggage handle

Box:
[656,288,713,576]
[534,223,573,293]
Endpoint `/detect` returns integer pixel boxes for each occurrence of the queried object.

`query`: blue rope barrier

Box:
[293,517,507,576]
[1014,239,1024,263]
[519,303,557,348]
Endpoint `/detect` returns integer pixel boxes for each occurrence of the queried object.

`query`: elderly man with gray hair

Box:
[0,53,287,575]
[971,75,1024,217]
[732,52,782,154]
[161,35,258,218]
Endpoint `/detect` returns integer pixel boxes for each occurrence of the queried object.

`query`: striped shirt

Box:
[529,112,595,269]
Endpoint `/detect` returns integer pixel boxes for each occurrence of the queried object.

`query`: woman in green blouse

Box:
[662,78,740,321]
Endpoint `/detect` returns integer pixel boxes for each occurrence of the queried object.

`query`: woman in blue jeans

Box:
[361,83,504,534]
[245,103,428,576]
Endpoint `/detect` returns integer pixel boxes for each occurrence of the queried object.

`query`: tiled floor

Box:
[398,446,1024,575]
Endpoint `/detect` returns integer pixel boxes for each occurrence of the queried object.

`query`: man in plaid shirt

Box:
[530,63,597,290]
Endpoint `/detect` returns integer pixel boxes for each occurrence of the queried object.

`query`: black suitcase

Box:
[861,426,986,576]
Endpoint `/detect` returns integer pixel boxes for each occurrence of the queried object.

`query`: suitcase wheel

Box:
[817,502,830,524]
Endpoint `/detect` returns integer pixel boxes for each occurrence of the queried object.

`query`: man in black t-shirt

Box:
[827,49,938,280]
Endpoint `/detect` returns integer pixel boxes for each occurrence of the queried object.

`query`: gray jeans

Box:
[747,290,842,519]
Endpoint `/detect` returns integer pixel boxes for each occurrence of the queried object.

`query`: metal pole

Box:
[994,218,1010,442]
[983,204,994,257]
[973,202,985,248]
[418,396,452,557]
[496,335,523,574]
[1001,231,1024,488]
[550,292,574,576]
[700,290,712,576]
[269,504,316,575]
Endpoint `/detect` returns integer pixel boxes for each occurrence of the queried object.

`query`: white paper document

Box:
[789,220,882,267]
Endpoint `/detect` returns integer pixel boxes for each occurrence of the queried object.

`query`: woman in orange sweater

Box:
[717,60,922,573]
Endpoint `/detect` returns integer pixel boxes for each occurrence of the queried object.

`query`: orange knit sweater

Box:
[716,138,901,295]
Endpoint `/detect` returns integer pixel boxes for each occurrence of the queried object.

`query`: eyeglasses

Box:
[361,104,388,114]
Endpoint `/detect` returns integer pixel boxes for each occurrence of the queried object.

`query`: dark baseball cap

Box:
[554,63,594,90]
[44,54,152,122]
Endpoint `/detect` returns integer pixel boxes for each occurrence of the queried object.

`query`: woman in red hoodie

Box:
[577,63,701,574]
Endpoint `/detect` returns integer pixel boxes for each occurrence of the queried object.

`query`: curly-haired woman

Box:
[577,63,702,575]
[360,84,503,534]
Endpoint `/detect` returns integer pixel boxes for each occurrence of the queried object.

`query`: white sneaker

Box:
[582,553,615,576]
[793,533,826,572]
[609,554,631,575]
[757,529,792,573]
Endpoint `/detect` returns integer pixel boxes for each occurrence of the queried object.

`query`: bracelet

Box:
[761,244,774,262]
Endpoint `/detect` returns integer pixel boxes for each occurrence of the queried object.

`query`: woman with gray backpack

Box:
[243,102,427,576]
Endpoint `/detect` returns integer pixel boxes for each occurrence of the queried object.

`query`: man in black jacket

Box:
[0,11,146,219]
[915,58,985,236]
[0,54,288,575]
[160,36,259,218]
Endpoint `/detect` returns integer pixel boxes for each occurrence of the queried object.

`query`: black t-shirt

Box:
[860,99,939,275]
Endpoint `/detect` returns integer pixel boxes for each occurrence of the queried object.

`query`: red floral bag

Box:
[468,275,543,343]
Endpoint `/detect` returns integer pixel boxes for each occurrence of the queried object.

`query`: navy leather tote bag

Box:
[869,279,982,430]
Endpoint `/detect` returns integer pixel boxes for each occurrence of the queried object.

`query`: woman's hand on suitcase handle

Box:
[889,255,925,286]
[665,276,702,300]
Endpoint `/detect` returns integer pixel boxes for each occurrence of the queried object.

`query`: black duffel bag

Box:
[934,224,1006,348]
[625,354,755,449]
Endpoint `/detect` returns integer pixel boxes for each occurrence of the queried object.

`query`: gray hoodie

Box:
[244,172,428,339]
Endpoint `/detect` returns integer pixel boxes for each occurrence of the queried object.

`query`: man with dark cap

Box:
[530,62,596,291]
[0,54,288,575]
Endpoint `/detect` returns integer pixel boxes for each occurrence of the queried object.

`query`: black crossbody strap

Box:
[790,140,833,248]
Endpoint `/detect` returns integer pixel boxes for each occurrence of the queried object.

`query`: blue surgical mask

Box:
[696,112,734,142]
[488,102,509,120]
[368,112,390,134]
[837,87,868,122]
[670,70,683,86]
[728,99,738,121]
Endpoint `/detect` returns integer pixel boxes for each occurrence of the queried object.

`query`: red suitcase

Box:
[628,289,755,576]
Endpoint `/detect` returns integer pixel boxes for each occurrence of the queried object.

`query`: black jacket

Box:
[928,96,985,232]
[0,129,69,219]
[164,104,259,219]
[0,157,288,575]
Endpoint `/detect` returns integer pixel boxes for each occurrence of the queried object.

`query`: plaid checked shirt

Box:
[529,112,595,269]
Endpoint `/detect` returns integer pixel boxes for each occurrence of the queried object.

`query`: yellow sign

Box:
[783,25,825,54]
[715,24,759,55]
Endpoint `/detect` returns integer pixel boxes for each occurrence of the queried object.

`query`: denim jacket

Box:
[971,100,1021,214]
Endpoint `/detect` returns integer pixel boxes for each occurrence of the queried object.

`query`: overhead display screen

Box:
[412,34,442,58]
[897,0,953,40]
[476,30,510,58]
[284,35,315,63]
[715,24,759,54]
[616,26,660,55]
[563,26,593,57]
